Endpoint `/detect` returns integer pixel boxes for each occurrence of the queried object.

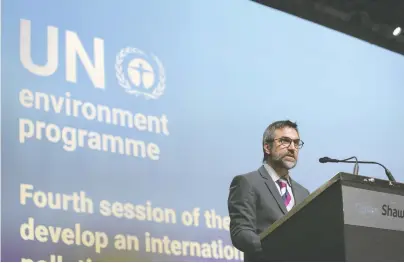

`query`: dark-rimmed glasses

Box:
[268,137,304,149]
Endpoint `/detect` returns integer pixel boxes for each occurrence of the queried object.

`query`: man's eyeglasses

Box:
[268,137,304,149]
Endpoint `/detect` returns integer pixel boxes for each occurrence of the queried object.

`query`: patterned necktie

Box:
[277,179,293,211]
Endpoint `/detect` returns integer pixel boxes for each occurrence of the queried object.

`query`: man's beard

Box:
[272,153,297,169]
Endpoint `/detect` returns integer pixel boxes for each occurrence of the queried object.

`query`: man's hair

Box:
[262,120,299,162]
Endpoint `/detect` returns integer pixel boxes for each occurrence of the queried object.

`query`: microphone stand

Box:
[334,160,396,182]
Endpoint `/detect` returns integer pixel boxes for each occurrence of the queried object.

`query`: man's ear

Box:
[264,143,271,155]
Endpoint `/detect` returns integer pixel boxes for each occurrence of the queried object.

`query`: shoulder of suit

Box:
[291,178,310,194]
[232,169,263,186]
[235,169,261,179]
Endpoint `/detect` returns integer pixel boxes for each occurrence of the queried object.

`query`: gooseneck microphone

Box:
[319,156,396,182]
[319,156,359,175]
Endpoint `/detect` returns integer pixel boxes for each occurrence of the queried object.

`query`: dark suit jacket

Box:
[228,165,310,261]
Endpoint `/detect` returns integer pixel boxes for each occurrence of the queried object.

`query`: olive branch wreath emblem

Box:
[115,47,165,99]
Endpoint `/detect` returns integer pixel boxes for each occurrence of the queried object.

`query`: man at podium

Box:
[228,120,310,261]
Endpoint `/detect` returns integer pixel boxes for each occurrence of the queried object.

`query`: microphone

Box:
[319,157,338,163]
[319,156,396,182]
[319,156,359,175]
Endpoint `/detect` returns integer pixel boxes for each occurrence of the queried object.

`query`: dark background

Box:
[252,0,404,56]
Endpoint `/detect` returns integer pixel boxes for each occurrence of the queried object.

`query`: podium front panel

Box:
[341,185,404,261]
[342,185,404,231]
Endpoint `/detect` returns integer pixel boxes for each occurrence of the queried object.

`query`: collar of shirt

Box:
[263,162,292,186]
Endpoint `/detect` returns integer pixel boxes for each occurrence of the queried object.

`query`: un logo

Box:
[115,47,165,99]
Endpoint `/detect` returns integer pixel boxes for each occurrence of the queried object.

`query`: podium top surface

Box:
[307,172,404,198]
[260,173,404,239]
[334,172,404,190]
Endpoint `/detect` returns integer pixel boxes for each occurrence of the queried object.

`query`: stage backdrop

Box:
[2,0,404,261]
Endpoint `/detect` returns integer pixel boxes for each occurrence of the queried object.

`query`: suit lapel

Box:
[290,179,305,205]
[258,166,287,214]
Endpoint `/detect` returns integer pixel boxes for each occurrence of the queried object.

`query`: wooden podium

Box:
[259,173,404,261]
